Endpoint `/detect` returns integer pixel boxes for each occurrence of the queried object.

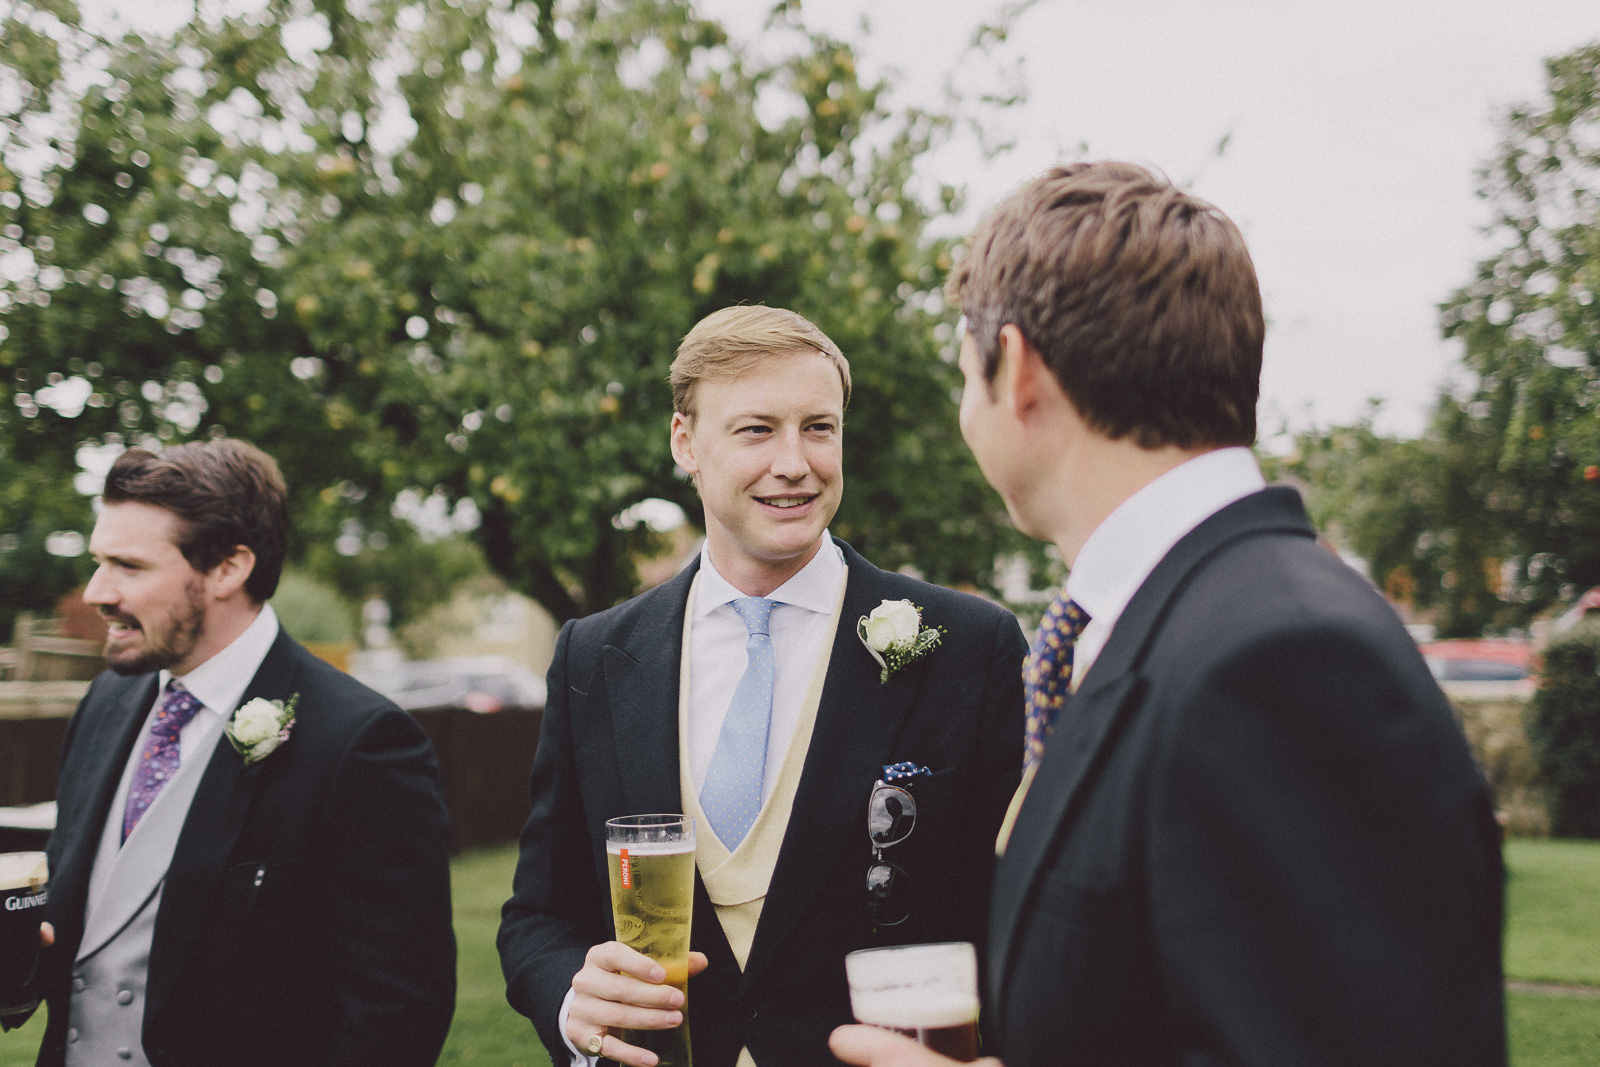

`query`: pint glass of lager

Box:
[605,814,695,1067]
[0,851,48,1016]
[845,941,980,1061]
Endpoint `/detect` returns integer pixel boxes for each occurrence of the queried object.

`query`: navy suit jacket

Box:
[498,539,1026,1067]
[988,487,1506,1066]
[33,629,456,1067]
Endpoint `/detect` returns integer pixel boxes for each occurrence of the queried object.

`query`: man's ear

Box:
[208,545,257,600]
[669,412,699,476]
[997,323,1046,419]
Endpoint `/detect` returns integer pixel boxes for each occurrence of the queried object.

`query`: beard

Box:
[102,575,207,676]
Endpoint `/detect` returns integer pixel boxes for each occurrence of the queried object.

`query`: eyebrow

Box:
[90,548,152,568]
[723,409,842,425]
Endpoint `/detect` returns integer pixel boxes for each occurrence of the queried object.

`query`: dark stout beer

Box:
[0,852,48,1016]
[846,942,981,1062]
[858,995,980,1061]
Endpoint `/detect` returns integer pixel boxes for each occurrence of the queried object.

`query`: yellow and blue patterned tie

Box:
[700,597,778,850]
[1023,591,1090,775]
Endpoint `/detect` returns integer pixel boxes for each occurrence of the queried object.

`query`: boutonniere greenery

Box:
[857,599,944,684]
[225,695,299,765]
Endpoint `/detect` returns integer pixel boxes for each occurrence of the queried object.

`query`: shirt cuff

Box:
[558,986,599,1067]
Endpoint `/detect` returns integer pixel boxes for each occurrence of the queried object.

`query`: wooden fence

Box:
[0,682,541,854]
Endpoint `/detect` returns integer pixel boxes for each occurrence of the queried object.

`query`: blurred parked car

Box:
[366,655,547,713]
[1548,586,1600,637]
[1419,639,1536,694]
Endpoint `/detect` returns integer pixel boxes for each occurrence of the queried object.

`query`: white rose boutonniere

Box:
[857,599,944,684]
[226,694,299,765]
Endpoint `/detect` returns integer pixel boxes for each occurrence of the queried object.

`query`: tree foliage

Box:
[1529,621,1600,838]
[1286,41,1600,637]
[1,0,1039,630]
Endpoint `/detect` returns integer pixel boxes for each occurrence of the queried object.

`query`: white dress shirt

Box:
[1066,448,1265,685]
[686,537,846,802]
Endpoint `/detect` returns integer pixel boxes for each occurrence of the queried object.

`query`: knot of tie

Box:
[152,681,204,739]
[1023,592,1090,774]
[731,596,775,638]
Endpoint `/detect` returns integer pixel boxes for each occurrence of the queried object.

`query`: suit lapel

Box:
[78,718,222,961]
[52,675,159,962]
[988,488,1315,1003]
[606,562,699,815]
[987,672,1143,1004]
[742,544,920,982]
[145,631,303,1020]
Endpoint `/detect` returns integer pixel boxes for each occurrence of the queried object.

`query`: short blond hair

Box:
[670,305,851,416]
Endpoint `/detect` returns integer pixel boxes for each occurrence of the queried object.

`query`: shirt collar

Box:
[164,603,282,719]
[693,534,845,618]
[1067,447,1265,632]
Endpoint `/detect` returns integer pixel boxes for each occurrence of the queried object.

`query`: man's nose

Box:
[769,430,811,479]
[83,565,114,607]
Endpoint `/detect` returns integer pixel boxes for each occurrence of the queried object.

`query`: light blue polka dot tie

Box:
[700,597,778,850]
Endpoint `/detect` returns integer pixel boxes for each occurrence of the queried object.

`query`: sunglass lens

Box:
[868,785,916,846]
[867,861,910,927]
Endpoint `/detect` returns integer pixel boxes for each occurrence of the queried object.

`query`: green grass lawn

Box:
[4,838,1595,1066]
[1503,838,1600,1067]
[440,844,551,1067]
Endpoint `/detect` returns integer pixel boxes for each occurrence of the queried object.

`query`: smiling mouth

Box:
[759,495,814,509]
[103,616,142,639]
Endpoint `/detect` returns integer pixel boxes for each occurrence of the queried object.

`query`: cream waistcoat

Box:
[678,571,845,1067]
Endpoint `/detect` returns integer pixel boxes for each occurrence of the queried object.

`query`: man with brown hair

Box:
[9,439,456,1066]
[832,162,1506,1067]
[499,305,1026,1067]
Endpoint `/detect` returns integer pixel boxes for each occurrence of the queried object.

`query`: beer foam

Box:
[852,991,977,1031]
[606,840,695,856]
[0,852,47,892]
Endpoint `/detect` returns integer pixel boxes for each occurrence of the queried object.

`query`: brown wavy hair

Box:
[948,161,1263,449]
[102,438,288,603]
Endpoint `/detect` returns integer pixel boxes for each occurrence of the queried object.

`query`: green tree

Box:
[1282,402,1508,637]
[0,446,93,640]
[1436,39,1600,623]
[1288,41,1600,637]
[1,0,1038,627]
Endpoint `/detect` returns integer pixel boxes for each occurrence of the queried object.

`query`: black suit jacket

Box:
[33,628,456,1067]
[498,539,1026,1067]
[988,487,1506,1067]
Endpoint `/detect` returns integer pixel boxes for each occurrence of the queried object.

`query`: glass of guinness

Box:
[0,851,48,1017]
[845,941,980,1061]
[605,815,695,1067]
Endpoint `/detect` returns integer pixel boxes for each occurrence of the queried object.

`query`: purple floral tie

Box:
[122,681,205,843]
[1023,591,1090,775]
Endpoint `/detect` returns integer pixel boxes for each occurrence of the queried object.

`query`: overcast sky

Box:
[703,0,1599,443]
[88,0,1598,443]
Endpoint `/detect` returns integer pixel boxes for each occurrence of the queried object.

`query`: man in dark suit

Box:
[833,162,1506,1067]
[3,439,455,1066]
[498,305,1026,1067]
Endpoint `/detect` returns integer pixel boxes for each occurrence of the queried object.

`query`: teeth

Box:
[764,497,809,508]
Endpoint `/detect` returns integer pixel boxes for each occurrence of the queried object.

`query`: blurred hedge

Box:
[1529,624,1600,838]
